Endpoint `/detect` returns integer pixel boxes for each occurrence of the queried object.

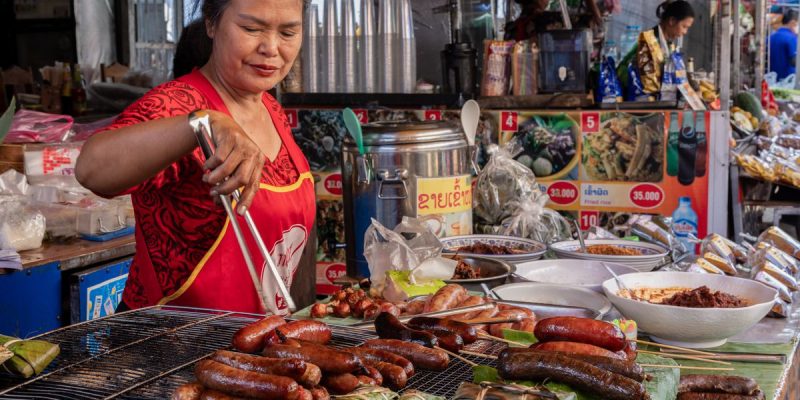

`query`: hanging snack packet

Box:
[755,242,800,275]
[481,40,515,97]
[598,56,623,103]
[758,226,800,260]
[701,234,736,266]
[625,63,652,102]
[637,30,664,95]
[702,252,738,276]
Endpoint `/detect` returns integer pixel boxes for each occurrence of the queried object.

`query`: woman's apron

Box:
[157,72,315,315]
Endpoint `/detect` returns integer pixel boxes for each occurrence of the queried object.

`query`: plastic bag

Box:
[0,197,45,252]
[598,56,622,104]
[474,142,545,225]
[501,194,571,244]
[363,217,445,287]
[5,110,74,144]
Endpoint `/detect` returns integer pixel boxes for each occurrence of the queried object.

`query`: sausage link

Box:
[322,373,360,395]
[194,359,301,400]
[261,343,362,374]
[367,361,408,390]
[342,347,415,377]
[424,284,468,313]
[501,348,646,382]
[407,316,478,344]
[531,341,626,360]
[361,339,449,371]
[488,309,529,338]
[534,317,626,352]
[677,392,765,400]
[449,295,487,320]
[309,386,330,400]
[231,315,286,353]
[679,375,761,396]
[362,365,383,386]
[171,382,203,400]
[498,351,648,400]
[432,331,464,353]
[199,389,246,400]
[404,300,426,315]
[210,350,314,385]
[272,321,332,345]
[374,312,438,348]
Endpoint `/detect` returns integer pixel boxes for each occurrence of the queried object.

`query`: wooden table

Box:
[14,235,136,271]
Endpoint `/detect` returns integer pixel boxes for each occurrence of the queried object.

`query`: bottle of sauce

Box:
[60,64,73,116]
[71,64,87,116]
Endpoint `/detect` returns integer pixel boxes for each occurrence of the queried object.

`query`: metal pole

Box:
[720,0,732,110]
[754,0,766,98]
[732,0,741,93]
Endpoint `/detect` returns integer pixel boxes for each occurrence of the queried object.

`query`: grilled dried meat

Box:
[456,242,525,255]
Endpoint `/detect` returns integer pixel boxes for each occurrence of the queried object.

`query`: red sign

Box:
[354,109,369,124]
[501,111,518,131]
[323,173,343,196]
[581,112,600,133]
[424,110,443,121]
[629,183,665,209]
[580,211,600,230]
[285,109,299,128]
[325,263,347,284]
[547,181,579,205]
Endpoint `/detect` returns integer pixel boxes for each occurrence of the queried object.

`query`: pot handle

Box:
[377,168,408,200]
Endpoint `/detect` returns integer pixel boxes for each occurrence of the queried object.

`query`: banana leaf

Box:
[0,334,60,378]
[398,390,445,400]
[332,386,398,400]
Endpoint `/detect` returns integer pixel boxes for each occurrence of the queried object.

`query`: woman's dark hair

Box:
[656,0,696,23]
[172,0,307,78]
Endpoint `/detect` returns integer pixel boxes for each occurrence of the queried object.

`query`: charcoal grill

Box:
[0,305,503,399]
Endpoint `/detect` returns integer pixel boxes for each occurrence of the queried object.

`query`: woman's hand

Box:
[201,110,266,214]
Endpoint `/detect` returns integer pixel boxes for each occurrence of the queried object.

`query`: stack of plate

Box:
[440,235,547,264]
[549,239,670,272]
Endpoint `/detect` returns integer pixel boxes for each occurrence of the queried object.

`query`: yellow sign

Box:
[416,175,472,216]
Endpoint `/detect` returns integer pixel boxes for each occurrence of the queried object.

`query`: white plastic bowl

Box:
[514,259,638,292]
[550,239,670,272]
[603,272,778,348]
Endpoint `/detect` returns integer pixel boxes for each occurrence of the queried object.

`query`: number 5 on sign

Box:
[580,211,599,230]
[581,112,600,133]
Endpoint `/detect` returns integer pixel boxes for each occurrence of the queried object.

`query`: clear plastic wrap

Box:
[0,197,45,252]
[500,194,572,244]
[362,217,445,288]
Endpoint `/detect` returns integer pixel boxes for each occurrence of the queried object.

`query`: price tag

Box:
[580,211,600,230]
[424,110,443,121]
[546,181,579,205]
[581,112,600,133]
[629,183,664,208]
[285,109,299,128]
[501,111,518,131]
[353,109,369,124]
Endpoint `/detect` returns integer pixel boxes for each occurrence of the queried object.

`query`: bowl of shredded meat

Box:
[604,272,777,348]
[440,235,547,264]
[444,255,515,290]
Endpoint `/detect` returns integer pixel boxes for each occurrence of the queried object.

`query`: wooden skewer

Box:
[436,346,477,367]
[460,350,498,359]
[635,339,716,356]
[637,350,732,365]
[639,364,734,371]
[478,332,528,347]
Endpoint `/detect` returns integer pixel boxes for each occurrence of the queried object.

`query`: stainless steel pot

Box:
[342,120,472,277]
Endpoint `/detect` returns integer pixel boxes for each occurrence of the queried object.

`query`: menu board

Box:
[489,110,710,239]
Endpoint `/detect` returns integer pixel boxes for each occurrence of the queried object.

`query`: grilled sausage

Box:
[500,348,646,382]
[210,351,315,385]
[297,388,313,400]
[374,312,438,348]
[679,375,761,396]
[262,343,362,374]
[198,389,246,400]
[194,359,302,400]
[362,365,383,386]
[531,341,627,360]
[432,331,464,353]
[534,317,626,352]
[497,350,648,400]
[424,284,468,312]
[308,386,330,400]
[365,361,408,390]
[404,300,427,315]
[448,295,486,319]
[621,340,637,362]
[171,382,204,400]
[407,316,478,344]
[677,392,765,400]
[231,315,286,353]
[357,375,377,386]
[272,321,332,345]
[341,347,415,377]
[361,339,449,371]
[488,309,529,338]
[322,373,360,395]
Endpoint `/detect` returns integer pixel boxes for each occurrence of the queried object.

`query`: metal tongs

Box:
[188,111,296,313]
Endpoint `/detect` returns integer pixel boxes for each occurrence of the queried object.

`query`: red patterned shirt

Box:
[96,70,299,308]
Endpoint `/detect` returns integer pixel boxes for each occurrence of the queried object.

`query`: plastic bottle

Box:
[620,25,641,56]
[666,112,679,177]
[602,39,619,65]
[660,44,678,102]
[678,113,697,186]
[672,197,698,254]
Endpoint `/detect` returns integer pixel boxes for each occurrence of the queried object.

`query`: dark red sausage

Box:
[322,373,360,395]
[432,331,464,353]
[272,321,332,345]
[498,351,648,400]
[261,343,362,375]
[531,341,626,360]
[231,315,286,353]
[171,382,203,400]
[367,361,408,390]
[199,389,246,400]
[362,365,383,386]
[622,340,638,362]
[341,347,415,377]
[374,312,438,348]
[194,359,301,400]
[677,393,765,400]
[501,348,646,382]
[534,317,626,352]
[361,339,449,371]
[407,316,478,344]
[357,375,377,386]
[210,351,312,384]
[678,375,761,396]
[308,386,330,400]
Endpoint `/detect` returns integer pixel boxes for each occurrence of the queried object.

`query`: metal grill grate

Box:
[0,306,505,399]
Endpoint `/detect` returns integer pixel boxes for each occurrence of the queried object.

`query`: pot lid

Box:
[344,120,465,146]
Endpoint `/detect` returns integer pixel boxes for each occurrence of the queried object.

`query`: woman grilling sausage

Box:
[75,0,313,315]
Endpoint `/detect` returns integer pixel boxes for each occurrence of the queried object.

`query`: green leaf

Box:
[501,329,537,346]
[0,97,16,143]
[637,353,680,400]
